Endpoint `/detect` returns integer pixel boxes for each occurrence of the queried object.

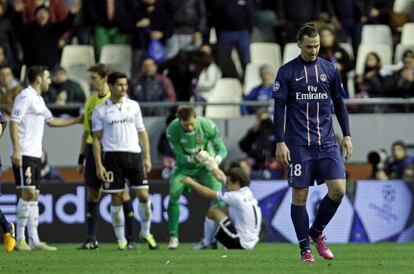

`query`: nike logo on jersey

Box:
[295,76,305,81]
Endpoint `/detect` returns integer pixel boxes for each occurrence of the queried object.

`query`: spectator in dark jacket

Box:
[277,0,322,43]
[87,0,140,60]
[319,27,352,93]
[0,1,21,71]
[211,0,254,70]
[130,57,175,116]
[164,0,206,59]
[46,65,85,104]
[13,2,79,68]
[0,64,22,117]
[389,50,414,98]
[356,52,391,97]
[326,0,367,54]
[239,110,275,171]
[366,0,395,25]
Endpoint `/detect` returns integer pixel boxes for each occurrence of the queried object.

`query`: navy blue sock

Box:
[123,200,134,242]
[0,209,12,233]
[86,201,98,241]
[309,195,340,238]
[291,204,310,251]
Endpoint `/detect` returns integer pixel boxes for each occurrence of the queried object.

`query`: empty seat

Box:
[401,23,414,44]
[250,42,282,68]
[61,45,95,66]
[283,43,300,64]
[100,44,133,77]
[355,44,392,75]
[361,24,393,47]
[205,78,242,118]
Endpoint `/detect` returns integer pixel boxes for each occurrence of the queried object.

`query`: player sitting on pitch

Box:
[182,153,262,250]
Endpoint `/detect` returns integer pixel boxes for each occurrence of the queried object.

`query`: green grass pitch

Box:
[1,243,413,273]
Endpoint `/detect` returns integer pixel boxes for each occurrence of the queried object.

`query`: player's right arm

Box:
[77,129,87,174]
[272,67,291,167]
[166,123,196,166]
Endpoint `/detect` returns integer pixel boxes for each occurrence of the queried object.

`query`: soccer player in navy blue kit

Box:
[273,23,353,263]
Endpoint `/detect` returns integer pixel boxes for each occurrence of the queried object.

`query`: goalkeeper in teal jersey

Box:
[166,106,228,249]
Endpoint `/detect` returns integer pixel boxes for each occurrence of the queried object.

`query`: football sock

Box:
[110,205,126,243]
[138,201,151,238]
[86,201,98,241]
[16,198,30,241]
[291,204,310,251]
[28,201,41,246]
[310,195,340,238]
[203,217,216,246]
[123,200,134,241]
[0,208,12,233]
[168,198,180,238]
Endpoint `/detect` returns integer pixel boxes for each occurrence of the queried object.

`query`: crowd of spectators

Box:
[1,0,413,180]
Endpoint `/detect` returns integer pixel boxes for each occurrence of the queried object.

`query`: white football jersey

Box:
[92,97,145,153]
[10,85,53,158]
[217,187,262,249]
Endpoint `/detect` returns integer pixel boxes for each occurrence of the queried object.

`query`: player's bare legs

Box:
[134,188,158,249]
[207,207,228,224]
[309,179,345,260]
[291,187,315,263]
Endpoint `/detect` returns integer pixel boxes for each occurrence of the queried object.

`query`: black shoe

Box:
[79,239,99,250]
[126,241,137,250]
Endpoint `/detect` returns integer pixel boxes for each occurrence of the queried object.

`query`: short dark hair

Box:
[0,64,13,72]
[227,165,250,187]
[392,140,406,150]
[297,22,319,42]
[107,71,128,85]
[88,63,110,78]
[27,66,48,83]
[176,106,196,121]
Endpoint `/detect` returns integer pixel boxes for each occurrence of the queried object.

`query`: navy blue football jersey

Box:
[272,56,345,146]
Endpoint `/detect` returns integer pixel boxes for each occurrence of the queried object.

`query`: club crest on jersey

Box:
[320,74,327,82]
[273,81,280,92]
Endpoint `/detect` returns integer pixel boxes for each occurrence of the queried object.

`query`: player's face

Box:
[298,35,320,62]
[40,70,51,92]
[89,72,105,91]
[0,67,13,86]
[179,116,196,132]
[392,145,406,160]
[110,78,128,98]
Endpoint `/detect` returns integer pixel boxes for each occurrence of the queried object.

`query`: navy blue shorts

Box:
[287,143,346,188]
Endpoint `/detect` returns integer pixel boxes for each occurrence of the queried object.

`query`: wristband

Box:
[78,154,85,165]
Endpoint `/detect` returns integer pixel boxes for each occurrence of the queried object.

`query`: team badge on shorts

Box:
[273,81,280,92]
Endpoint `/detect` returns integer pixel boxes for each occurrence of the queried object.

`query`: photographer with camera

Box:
[368,141,414,180]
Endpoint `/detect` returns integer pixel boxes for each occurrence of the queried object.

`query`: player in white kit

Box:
[10,66,82,251]
[182,157,261,250]
[91,71,158,250]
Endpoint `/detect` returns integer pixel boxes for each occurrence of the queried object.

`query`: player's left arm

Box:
[182,176,218,199]
[206,120,228,164]
[138,130,152,174]
[331,69,352,161]
[135,103,152,173]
